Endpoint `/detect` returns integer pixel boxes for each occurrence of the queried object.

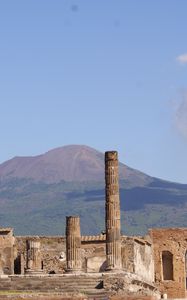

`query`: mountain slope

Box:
[0,145,152,186]
[0,145,187,236]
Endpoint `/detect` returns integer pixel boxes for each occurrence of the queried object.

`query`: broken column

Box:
[25,240,43,274]
[105,151,121,270]
[66,216,82,272]
[0,254,3,275]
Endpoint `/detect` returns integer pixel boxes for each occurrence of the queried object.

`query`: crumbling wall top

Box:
[0,228,13,236]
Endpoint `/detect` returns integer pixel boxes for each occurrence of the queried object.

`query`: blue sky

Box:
[0,0,187,183]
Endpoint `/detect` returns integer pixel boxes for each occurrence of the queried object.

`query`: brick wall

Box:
[150,228,187,298]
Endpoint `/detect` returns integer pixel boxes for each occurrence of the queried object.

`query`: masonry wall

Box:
[14,235,106,274]
[14,235,154,281]
[0,228,14,275]
[81,236,106,272]
[15,236,66,274]
[121,237,154,282]
[150,228,187,299]
[121,238,134,273]
[133,238,154,282]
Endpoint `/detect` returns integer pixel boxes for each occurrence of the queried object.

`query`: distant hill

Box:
[0,145,152,186]
[0,145,187,236]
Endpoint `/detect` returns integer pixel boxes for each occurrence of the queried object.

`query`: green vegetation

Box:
[0,178,187,236]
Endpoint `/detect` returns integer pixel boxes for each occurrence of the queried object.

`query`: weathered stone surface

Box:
[121,237,154,282]
[0,228,14,275]
[0,274,104,297]
[0,295,158,300]
[81,239,106,272]
[15,236,107,274]
[109,296,157,300]
[0,273,159,299]
[15,236,66,274]
[66,216,82,272]
[103,272,159,297]
[133,239,154,282]
[0,297,86,300]
[13,234,154,279]
[86,255,106,273]
[81,234,106,241]
[25,240,43,274]
[150,228,187,299]
[105,151,121,270]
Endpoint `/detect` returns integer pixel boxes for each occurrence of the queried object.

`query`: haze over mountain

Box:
[0,145,187,236]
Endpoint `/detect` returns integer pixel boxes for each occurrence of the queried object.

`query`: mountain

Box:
[0,145,152,186]
[0,145,187,236]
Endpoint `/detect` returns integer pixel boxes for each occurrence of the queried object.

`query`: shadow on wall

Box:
[99,260,107,272]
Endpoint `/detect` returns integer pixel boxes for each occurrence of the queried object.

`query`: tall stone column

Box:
[25,240,43,274]
[105,151,121,270]
[66,216,82,273]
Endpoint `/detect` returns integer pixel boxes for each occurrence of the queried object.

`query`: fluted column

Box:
[66,216,82,273]
[105,151,121,270]
[25,240,43,274]
[0,254,3,274]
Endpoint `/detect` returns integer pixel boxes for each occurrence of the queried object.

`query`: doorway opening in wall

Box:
[14,255,21,274]
[162,251,173,281]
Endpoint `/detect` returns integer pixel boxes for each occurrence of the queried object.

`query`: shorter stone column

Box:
[20,253,25,275]
[66,216,82,273]
[25,240,43,274]
[0,254,3,275]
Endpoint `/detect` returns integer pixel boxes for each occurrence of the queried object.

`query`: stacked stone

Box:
[25,240,43,274]
[66,216,82,273]
[105,151,121,270]
[0,254,2,275]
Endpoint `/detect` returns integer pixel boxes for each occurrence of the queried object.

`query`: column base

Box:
[65,268,83,274]
[25,269,43,275]
[105,266,122,272]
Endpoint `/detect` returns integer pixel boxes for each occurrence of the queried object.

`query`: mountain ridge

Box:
[0,145,153,187]
[0,144,187,236]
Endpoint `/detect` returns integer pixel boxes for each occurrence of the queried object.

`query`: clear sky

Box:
[0,0,187,183]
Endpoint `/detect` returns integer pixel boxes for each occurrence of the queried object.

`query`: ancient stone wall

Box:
[81,236,106,272]
[0,273,159,298]
[15,235,107,274]
[121,238,135,274]
[133,238,154,283]
[15,236,66,274]
[14,234,153,282]
[150,228,187,298]
[0,228,14,275]
[121,237,154,283]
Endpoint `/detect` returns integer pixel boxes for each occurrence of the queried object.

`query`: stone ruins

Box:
[0,151,186,299]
